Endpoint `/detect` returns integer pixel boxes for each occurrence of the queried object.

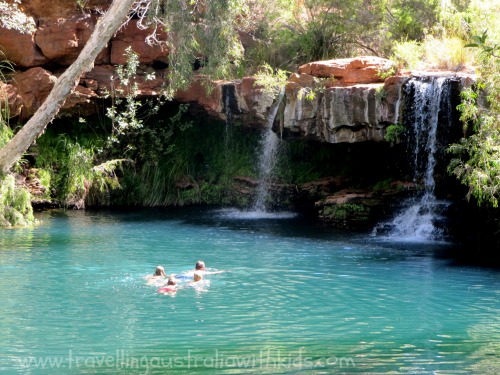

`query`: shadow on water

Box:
[36,206,500,270]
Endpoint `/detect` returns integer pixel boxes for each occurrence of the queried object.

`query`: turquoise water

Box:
[0,208,498,374]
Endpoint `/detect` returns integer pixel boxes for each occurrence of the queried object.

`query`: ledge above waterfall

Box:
[281,76,405,143]
[274,57,477,144]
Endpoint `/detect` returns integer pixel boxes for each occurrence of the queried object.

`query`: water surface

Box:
[0,208,498,374]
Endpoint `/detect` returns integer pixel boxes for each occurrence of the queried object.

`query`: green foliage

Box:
[280,141,341,184]
[140,0,245,97]
[374,87,388,101]
[106,47,144,145]
[75,0,89,11]
[392,36,470,70]
[296,77,329,101]
[384,0,439,42]
[445,1,500,208]
[244,0,386,70]
[34,131,125,207]
[254,64,289,98]
[114,116,258,206]
[129,103,192,161]
[466,30,500,59]
[448,79,500,208]
[35,134,96,206]
[1,58,14,138]
[323,203,369,221]
[0,174,35,227]
[384,123,405,143]
[377,66,397,80]
[0,57,14,82]
[242,0,447,71]
[391,40,423,69]
[0,121,13,149]
[373,178,394,191]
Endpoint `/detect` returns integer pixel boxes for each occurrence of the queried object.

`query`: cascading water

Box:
[375,76,452,241]
[224,94,232,173]
[252,90,285,212]
[218,89,295,219]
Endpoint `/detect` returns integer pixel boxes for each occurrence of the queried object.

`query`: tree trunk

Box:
[0,0,137,173]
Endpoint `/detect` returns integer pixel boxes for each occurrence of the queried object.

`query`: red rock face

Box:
[35,15,103,65]
[13,68,57,118]
[12,67,96,119]
[1,1,475,145]
[298,56,395,84]
[18,0,112,19]
[0,81,23,118]
[0,27,47,68]
[175,78,223,116]
[110,20,168,65]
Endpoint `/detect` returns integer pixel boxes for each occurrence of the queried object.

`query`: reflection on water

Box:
[0,208,498,374]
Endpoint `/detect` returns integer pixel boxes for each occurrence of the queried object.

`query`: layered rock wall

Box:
[1,2,475,144]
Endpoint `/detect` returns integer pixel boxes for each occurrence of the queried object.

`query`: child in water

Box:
[189,272,210,290]
[157,276,178,294]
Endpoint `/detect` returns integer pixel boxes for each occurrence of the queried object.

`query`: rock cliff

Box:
[1,3,475,144]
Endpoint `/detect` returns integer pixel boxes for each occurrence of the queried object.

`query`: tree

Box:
[446,1,500,207]
[0,0,137,173]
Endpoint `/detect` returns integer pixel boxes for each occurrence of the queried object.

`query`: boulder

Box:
[13,67,57,118]
[110,20,168,65]
[83,65,166,97]
[282,76,407,143]
[175,77,223,117]
[0,26,47,68]
[12,67,97,118]
[298,56,395,85]
[35,15,108,65]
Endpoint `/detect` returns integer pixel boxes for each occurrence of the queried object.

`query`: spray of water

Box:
[252,90,285,213]
[374,77,451,242]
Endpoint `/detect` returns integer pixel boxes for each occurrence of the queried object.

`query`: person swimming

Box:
[145,265,167,285]
[154,266,167,277]
[158,276,178,294]
[195,260,205,271]
[189,272,210,290]
[193,260,225,275]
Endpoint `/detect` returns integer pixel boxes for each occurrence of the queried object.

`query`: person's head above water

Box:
[154,266,166,277]
[193,272,203,282]
[167,276,177,285]
[195,260,205,271]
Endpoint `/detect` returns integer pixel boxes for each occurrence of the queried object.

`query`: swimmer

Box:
[193,272,203,282]
[180,260,226,279]
[154,266,167,277]
[167,275,177,285]
[145,265,167,285]
[189,272,210,290]
[192,260,224,275]
[158,276,178,294]
[195,260,205,271]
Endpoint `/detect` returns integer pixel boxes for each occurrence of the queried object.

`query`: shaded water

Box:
[0,208,498,374]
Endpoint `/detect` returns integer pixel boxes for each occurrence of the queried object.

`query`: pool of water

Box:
[0,208,498,374]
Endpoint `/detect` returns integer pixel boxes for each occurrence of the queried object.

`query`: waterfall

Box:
[375,76,452,241]
[224,94,232,174]
[252,91,285,212]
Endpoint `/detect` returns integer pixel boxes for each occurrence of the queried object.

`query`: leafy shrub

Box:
[0,174,35,227]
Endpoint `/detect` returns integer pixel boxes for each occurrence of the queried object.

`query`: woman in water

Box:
[145,265,167,285]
